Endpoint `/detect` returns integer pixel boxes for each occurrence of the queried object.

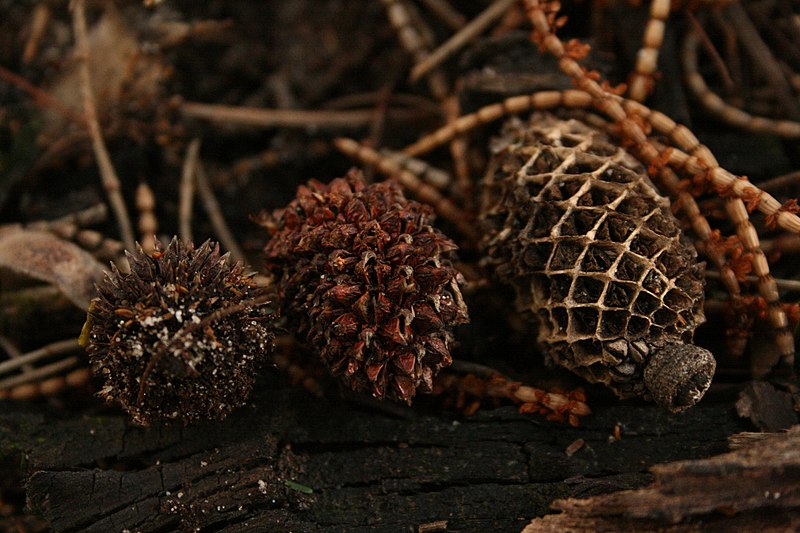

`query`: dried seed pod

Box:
[261,169,469,404]
[84,238,275,426]
[480,114,715,412]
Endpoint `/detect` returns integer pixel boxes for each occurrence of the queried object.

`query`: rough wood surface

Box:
[0,377,748,533]
[524,426,800,532]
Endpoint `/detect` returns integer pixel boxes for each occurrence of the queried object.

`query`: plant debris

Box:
[84,237,275,425]
[480,114,715,412]
[261,169,469,404]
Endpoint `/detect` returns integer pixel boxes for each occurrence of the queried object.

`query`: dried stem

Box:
[22,3,51,63]
[418,0,466,30]
[686,10,736,92]
[381,0,450,100]
[443,90,473,203]
[179,138,202,243]
[181,101,436,130]
[402,89,594,156]
[323,91,442,116]
[70,0,136,252]
[0,336,31,377]
[379,147,452,190]
[0,339,81,381]
[682,30,800,137]
[26,203,108,234]
[760,234,800,255]
[756,170,800,194]
[382,0,437,67]
[0,357,81,391]
[524,0,796,368]
[0,64,85,126]
[706,269,800,292]
[410,0,517,82]
[725,2,800,120]
[449,359,502,380]
[195,162,247,265]
[448,359,591,425]
[627,0,669,102]
[620,98,800,234]
[135,182,158,254]
[0,367,91,400]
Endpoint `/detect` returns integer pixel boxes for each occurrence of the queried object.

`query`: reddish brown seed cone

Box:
[480,114,715,411]
[84,238,275,426]
[260,169,469,403]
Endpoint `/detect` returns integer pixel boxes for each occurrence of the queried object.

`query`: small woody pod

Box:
[480,114,715,412]
[261,170,469,404]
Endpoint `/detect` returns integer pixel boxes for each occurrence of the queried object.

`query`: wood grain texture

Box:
[0,378,746,532]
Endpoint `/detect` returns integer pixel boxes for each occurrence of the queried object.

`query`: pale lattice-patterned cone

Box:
[480,114,715,412]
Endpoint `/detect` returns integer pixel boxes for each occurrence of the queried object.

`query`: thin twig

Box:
[0,339,81,378]
[179,138,202,243]
[22,3,51,64]
[443,89,472,203]
[682,30,800,137]
[710,9,743,90]
[0,336,31,375]
[379,147,452,189]
[706,269,800,292]
[725,2,800,119]
[365,72,403,176]
[70,0,136,252]
[756,170,800,193]
[449,358,499,379]
[181,102,437,130]
[0,356,81,391]
[746,3,800,69]
[627,0,669,102]
[382,0,437,65]
[322,92,442,116]
[447,359,591,424]
[0,64,85,126]
[686,10,736,93]
[381,0,450,99]
[136,182,158,254]
[760,234,800,255]
[26,203,108,234]
[410,0,517,82]
[418,0,466,30]
[195,162,247,265]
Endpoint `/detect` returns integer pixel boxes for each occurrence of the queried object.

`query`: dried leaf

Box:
[42,5,168,140]
[736,380,797,432]
[0,228,105,310]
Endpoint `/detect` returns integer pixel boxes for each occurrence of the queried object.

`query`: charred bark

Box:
[524,426,800,532]
[0,378,748,532]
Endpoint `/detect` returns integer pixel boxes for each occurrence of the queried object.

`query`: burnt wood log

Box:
[0,378,747,532]
[524,426,800,532]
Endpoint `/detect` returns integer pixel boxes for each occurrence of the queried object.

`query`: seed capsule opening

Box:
[643,342,716,413]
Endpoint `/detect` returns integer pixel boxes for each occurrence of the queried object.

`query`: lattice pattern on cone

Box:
[480,114,715,412]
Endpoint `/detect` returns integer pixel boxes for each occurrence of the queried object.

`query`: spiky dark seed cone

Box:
[84,238,275,426]
[260,169,469,404]
[480,114,715,412]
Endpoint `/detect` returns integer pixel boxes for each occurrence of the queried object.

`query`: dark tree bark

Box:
[524,426,800,532]
[0,377,749,533]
